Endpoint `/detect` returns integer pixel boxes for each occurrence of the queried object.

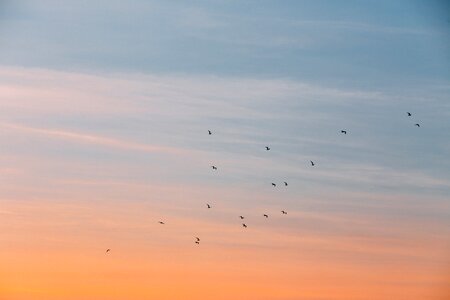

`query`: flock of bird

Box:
[105,111,420,253]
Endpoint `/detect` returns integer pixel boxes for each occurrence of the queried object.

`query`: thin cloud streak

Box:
[1,122,192,156]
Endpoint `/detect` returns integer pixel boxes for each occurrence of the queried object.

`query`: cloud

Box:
[1,66,449,196]
[288,20,438,36]
[0,66,384,119]
[1,122,190,156]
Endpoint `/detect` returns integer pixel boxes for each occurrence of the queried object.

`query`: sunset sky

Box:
[0,1,449,299]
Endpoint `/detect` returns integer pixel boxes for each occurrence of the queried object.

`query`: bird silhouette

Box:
[239,216,244,219]
[207,204,211,209]
[159,221,165,225]
[284,181,288,186]
[415,123,420,127]
[281,210,287,215]
[272,183,276,187]
[341,130,347,134]
[407,112,412,116]
[310,161,315,166]
[105,249,111,254]
[195,241,200,244]
[242,223,247,228]
[211,165,217,170]
[195,237,200,242]
[265,146,270,151]
[263,214,269,218]
[208,130,212,135]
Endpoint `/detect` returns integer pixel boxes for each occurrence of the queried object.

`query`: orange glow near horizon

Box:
[1,196,449,300]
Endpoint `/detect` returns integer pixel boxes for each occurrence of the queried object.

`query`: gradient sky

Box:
[0,1,449,299]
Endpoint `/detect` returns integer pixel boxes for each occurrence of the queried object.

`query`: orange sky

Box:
[1,194,449,300]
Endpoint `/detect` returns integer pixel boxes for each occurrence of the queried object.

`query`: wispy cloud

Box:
[1,66,448,193]
[289,20,439,36]
[0,66,385,119]
[1,122,191,156]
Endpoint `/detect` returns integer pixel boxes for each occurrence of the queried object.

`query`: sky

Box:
[0,1,449,299]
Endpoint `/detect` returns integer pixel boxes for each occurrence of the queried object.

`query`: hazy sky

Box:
[0,1,449,299]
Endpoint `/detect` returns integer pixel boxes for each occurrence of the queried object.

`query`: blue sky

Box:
[1,0,449,86]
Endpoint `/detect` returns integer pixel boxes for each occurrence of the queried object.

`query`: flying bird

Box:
[341,130,347,134]
[265,146,270,151]
[242,223,247,228]
[415,123,420,127]
[263,214,269,218]
[159,221,165,225]
[272,183,276,187]
[239,216,244,219]
[211,165,217,170]
[207,204,211,209]
[284,181,288,186]
[407,112,412,116]
[310,161,315,166]
[208,130,212,135]
[195,237,200,242]
[281,210,287,215]
[195,241,200,244]
[105,249,111,254]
